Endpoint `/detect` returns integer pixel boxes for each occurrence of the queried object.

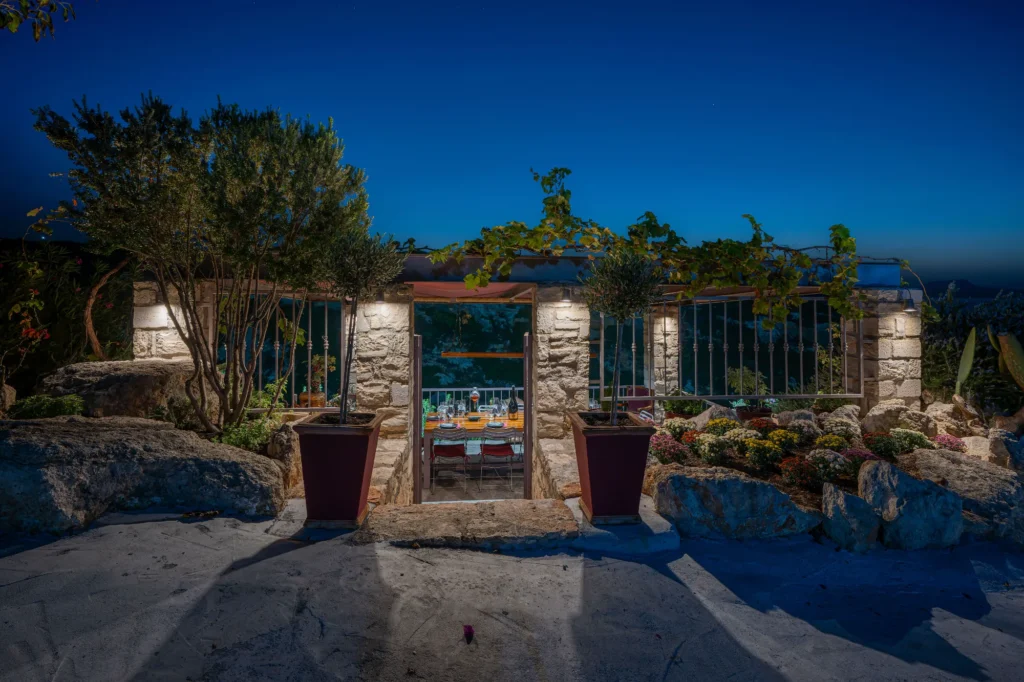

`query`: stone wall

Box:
[533,287,591,440]
[850,289,923,411]
[132,282,202,360]
[354,289,413,440]
[646,305,680,421]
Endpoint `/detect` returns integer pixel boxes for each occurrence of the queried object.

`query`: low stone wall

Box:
[353,291,413,440]
[372,438,413,506]
[533,288,591,440]
[849,289,923,411]
[533,438,581,500]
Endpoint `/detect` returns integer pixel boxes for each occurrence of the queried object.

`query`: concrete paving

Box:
[567,495,680,556]
[2,508,1024,681]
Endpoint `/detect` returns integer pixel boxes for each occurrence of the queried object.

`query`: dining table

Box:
[422,412,525,485]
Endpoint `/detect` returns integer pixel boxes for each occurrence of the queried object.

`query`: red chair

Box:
[479,427,522,491]
[431,426,469,492]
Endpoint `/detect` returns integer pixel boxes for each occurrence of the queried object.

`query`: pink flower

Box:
[933,434,967,453]
[105,302,113,309]
[76,258,82,265]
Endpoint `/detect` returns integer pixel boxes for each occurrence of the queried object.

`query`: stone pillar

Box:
[852,289,923,411]
[353,287,412,439]
[646,305,680,421]
[533,286,591,439]
[132,282,191,360]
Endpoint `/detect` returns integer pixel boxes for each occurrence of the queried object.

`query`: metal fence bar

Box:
[677,304,683,395]
[722,301,729,399]
[827,302,834,395]
[783,310,789,395]
[768,312,775,395]
[707,302,713,396]
[753,314,760,397]
[323,297,329,397]
[692,303,699,396]
[813,299,819,395]
[842,315,848,393]
[290,298,296,407]
[599,312,605,406]
[798,303,804,391]
[738,300,744,395]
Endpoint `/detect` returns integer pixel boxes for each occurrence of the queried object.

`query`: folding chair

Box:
[431,425,469,493]
[479,426,522,491]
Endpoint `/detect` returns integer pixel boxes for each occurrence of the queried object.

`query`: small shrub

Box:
[7,394,84,419]
[814,434,848,451]
[663,417,696,440]
[786,419,822,445]
[822,417,860,441]
[933,433,967,452]
[695,433,731,464]
[862,432,900,459]
[780,456,821,489]
[890,428,934,454]
[745,439,784,470]
[705,417,741,436]
[649,432,687,464]
[680,429,704,447]
[767,429,800,452]
[806,448,848,483]
[841,447,880,478]
[722,428,761,453]
[746,417,779,437]
[218,416,279,453]
[813,397,856,413]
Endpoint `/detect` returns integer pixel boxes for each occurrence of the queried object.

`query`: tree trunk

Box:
[340,297,359,424]
[610,320,624,426]
[84,256,130,360]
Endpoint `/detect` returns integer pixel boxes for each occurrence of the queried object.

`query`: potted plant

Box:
[293,229,405,528]
[430,168,864,522]
[571,248,662,523]
[299,354,336,407]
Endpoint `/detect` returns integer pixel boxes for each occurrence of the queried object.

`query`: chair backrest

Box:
[481,427,521,444]
[434,425,468,443]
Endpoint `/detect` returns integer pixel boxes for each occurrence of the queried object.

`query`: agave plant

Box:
[955,327,976,397]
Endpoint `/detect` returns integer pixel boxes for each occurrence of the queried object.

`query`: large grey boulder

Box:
[858,460,962,549]
[821,482,880,553]
[896,410,938,438]
[925,402,972,437]
[860,400,908,433]
[688,404,738,431]
[42,360,217,420]
[963,430,1014,467]
[775,409,814,426]
[644,464,821,539]
[898,448,1024,545]
[0,383,14,414]
[826,404,862,424]
[267,421,303,490]
[0,416,285,534]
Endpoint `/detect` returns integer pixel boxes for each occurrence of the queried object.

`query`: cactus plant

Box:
[955,327,976,397]
[997,333,1024,392]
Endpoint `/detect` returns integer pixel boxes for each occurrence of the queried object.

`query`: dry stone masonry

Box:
[849,289,923,411]
[533,287,591,439]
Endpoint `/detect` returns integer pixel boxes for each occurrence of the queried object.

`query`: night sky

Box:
[2,0,1021,286]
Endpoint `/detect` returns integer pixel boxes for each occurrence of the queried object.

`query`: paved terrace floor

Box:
[2,503,1023,681]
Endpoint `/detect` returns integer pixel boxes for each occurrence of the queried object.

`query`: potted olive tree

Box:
[293,229,405,528]
[571,247,662,522]
[432,168,863,523]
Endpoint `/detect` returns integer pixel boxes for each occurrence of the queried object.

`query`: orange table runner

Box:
[426,412,524,433]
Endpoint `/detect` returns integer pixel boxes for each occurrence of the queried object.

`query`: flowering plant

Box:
[891,428,934,454]
[840,447,880,478]
[767,429,800,452]
[786,419,822,445]
[745,439,784,469]
[932,433,968,453]
[780,456,821,489]
[649,432,688,464]
[663,417,696,440]
[814,434,848,451]
[746,417,779,437]
[705,417,741,436]
[695,433,731,464]
[807,448,848,483]
[722,428,761,453]
[680,430,704,447]
[862,432,900,459]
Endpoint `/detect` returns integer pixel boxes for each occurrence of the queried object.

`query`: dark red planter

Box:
[293,412,385,529]
[569,411,656,525]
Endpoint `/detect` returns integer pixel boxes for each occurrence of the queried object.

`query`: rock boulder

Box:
[644,464,821,539]
[925,402,972,437]
[898,448,1024,545]
[858,460,962,550]
[896,410,938,437]
[821,482,880,553]
[775,409,815,426]
[860,400,908,434]
[688,404,738,431]
[0,383,14,415]
[266,421,303,490]
[0,416,285,534]
[963,430,1013,467]
[826,404,862,424]
[42,360,217,420]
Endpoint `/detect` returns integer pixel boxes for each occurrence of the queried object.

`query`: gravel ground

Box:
[2,512,1023,681]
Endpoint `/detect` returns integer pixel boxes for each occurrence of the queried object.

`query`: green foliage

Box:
[767,429,800,452]
[149,396,205,431]
[663,390,707,416]
[218,416,279,454]
[862,432,900,459]
[955,328,977,396]
[745,439,783,469]
[581,249,663,329]
[814,434,848,450]
[247,377,289,410]
[663,417,696,440]
[705,417,741,436]
[996,334,1024,394]
[7,393,83,419]
[34,95,370,432]
[726,367,768,397]
[1,0,75,40]
[890,428,934,454]
[696,433,731,464]
[310,354,336,391]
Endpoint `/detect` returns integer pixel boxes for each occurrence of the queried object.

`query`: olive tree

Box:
[33,94,369,432]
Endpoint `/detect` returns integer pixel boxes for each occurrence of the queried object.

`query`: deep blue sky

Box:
[2,0,1021,286]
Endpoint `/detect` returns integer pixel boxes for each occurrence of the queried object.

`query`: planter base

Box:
[579,498,641,526]
[304,504,369,530]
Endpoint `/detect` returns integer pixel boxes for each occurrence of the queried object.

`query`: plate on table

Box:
[438,422,457,429]
[467,415,481,422]
[486,421,505,428]
[426,415,440,421]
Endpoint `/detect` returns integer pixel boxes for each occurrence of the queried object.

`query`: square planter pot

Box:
[569,411,656,525]
[293,411,385,529]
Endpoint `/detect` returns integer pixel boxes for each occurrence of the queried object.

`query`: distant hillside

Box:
[924,280,1023,300]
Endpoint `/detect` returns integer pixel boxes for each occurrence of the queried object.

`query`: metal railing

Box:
[421,386,523,411]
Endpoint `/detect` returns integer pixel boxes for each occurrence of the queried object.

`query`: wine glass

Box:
[456,400,466,418]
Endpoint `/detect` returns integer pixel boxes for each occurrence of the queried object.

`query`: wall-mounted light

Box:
[901,287,917,314]
[560,286,571,302]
